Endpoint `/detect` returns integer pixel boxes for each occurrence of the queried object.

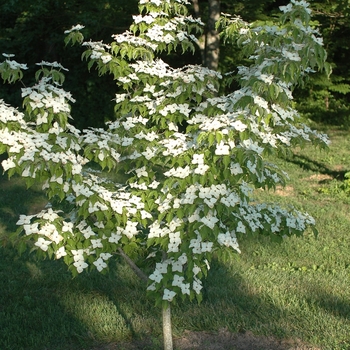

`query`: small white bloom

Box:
[215,141,230,155]
[35,237,52,251]
[16,214,34,225]
[56,247,67,259]
[230,163,243,175]
[64,24,85,34]
[163,289,176,301]
[149,270,163,283]
[73,260,88,273]
[201,215,219,229]
[193,279,202,294]
[93,257,107,272]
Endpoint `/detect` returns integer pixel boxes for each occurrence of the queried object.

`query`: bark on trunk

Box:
[191,0,221,70]
[205,0,220,70]
[191,0,206,64]
[162,301,173,350]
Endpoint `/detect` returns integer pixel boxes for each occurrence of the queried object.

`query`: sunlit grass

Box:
[0,126,349,349]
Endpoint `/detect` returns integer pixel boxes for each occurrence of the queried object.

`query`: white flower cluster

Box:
[1,53,28,70]
[22,79,75,114]
[147,254,203,301]
[112,31,158,51]
[64,24,85,34]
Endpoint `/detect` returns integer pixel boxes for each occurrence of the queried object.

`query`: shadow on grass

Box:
[0,174,47,235]
[0,246,293,350]
[0,248,93,350]
[285,154,347,181]
[0,169,347,350]
[305,286,350,321]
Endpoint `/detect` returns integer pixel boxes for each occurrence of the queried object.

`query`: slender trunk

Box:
[119,248,174,350]
[206,0,220,70]
[162,301,173,350]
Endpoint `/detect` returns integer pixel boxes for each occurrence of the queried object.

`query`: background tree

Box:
[2,0,349,128]
[295,0,350,127]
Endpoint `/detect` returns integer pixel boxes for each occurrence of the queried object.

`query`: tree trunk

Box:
[205,0,220,70]
[191,0,206,64]
[162,301,173,350]
[191,0,221,70]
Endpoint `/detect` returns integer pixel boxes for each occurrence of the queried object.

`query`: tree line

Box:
[1,0,349,128]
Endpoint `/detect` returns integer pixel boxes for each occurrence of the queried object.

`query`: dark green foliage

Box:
[2,0,350,128]
[0,0,139,128]
[294,0,350,127]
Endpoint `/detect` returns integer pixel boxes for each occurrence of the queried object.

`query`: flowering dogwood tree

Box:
[0,0,329,349]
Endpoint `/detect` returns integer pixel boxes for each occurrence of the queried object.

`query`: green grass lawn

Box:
[0,126,349,350]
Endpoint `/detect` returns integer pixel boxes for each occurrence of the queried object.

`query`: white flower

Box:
[93,258,107,272]
[215,141,230,155]
[192,153,204,164]
[101,55,112,64]
[2,53,15,58]
[201,215,219,229]
[230,163,243,175]
[23,223,39,235]
[178,253,187,265]
[192,264,201,275]
[282,49,301,62]
[100,253,112,260]
[149,180,160,189]
[73,260,88,273]
[39,208,61,222]
[154,261,168,274]
[150,269,163,283]
[232,120,247,132]
[141,210,152,219]
[236,221,246,233]
[189,236,202,254]
[1,158,16,171]
[64,24,85,34]
[181,283,190,295]
[142,147,156,160]
[123,221,138,239]
[193,279,202,294]
[254,95,268,109]
[217,231,241,253]
[91,238,103,248]
[109,231,122,243]
[172,275,185,287]
[201,241,213,252]
[279,4,293,13]
[72,249,85,261]
[35,237,52,251]
[147,282,156,291]
[135,166,148,178]
[168,122,178,131]
[163,289,176,301]
[16,214,34,225]
[242,139,264,154]
[194,163,209,175]
[171,261,183,272]
[56,246,67,259]
[247,160,257,174]
[164,166,191,179]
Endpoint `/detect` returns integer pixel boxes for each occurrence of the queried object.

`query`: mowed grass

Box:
[0,126,350,350]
